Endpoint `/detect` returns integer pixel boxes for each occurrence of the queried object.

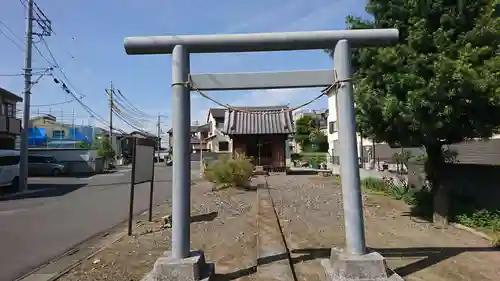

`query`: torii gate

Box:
[124,29,400,281]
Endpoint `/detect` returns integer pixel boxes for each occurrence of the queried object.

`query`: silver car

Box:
[28,155,66,176]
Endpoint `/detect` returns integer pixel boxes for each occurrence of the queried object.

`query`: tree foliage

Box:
[94,137,115,161]
[295,115,328,152]
[344,0,500,224]
[295,115,315,147]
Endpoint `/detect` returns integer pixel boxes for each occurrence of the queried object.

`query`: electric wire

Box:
[0,22,24,51]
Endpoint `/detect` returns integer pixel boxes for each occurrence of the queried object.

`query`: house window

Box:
[215,118,224,129]
[52,130,65,139]
[219,141,229,151]
[329,121,337,134]
[6,104,14,117]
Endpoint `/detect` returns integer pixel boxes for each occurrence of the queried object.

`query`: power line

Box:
[50,75,125,134]
[112,98,149,124]
[113,109,150,135]
[108,87,157,132]
[0,71,46,76]
[40,37,85,97]
[0,19,24,42]
[17,0,125,136]
[115,89,155,118]
[111,96,153,132]
[31,99,76,107]
[39,38,59,67]
[0,27,24,52]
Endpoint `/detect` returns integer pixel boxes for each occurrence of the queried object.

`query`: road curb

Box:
[451,222,497,243]
[15,218,144,281]
[0,189,54,201]
[43,228,134,281]
[14,203,165,281]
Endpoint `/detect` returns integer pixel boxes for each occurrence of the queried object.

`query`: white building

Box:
[326,92,373,165]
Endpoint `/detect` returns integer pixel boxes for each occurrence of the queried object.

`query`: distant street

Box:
[0,165,175,281]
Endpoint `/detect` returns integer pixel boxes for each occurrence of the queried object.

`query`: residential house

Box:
[327,92,500,167]
[130,130,158,141]
[205,108,232,152]
[166,124,208,153]
[121,131,158,158]
[193,123,209,152]
[28,114,97,148]
[220,105,295,169]
[327,92,375,166]
[0,87,22,149]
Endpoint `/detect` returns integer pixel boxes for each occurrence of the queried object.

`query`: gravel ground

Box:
[266,174,500,281]
[58,173,500,281]
[59,180,258,281]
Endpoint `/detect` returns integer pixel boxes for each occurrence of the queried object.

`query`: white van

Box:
[0,150,20,191]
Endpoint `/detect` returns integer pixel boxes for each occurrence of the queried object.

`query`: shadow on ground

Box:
[285,170,323,175]
[0,183,87,201]
[214,246,500,280]
[191,211,218,223]
[84,180,173,188]
[210,182,265,192]
[292,246,500,277]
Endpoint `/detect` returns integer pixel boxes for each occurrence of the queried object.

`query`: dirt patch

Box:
[266,174,500,281]
[58,180,258,281]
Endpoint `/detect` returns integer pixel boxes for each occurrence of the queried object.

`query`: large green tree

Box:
[343,0,500,225]
[295,115,328,152]
[295,115,316,150]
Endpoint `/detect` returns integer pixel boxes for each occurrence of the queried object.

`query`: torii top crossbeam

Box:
[124,29,399,54]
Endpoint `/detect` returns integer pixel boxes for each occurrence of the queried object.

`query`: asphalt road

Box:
[0,165,175,281]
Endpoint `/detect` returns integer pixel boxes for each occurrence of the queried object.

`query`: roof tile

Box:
[222,106,294,135]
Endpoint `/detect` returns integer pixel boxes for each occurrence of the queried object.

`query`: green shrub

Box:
[290,153,302,161]
[456,209,500,231]
[309,154,327,168]
[360,177,390,193]
[388,183,411,200]
[204,153,254,188]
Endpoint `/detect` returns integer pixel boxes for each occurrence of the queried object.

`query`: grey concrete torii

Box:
[124,28,400,280]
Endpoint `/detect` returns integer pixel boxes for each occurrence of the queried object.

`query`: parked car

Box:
[0,149,20,192]
[28,155,66,176]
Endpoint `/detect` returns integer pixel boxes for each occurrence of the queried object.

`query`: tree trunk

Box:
[424,144,450,226]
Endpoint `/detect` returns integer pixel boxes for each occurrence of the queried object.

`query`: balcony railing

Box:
[0,116,21,135]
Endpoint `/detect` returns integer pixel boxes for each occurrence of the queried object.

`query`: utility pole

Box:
[106,81,114,148]
[157,114,161,162]
[19,0,34,192]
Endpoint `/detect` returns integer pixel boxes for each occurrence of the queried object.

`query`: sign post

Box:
[127,137,156,236]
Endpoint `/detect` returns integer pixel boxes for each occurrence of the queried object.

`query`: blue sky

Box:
[0,0,368,133]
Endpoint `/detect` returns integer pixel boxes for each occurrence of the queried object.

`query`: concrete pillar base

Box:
[142,250,214,281]
[321,247,404,281]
